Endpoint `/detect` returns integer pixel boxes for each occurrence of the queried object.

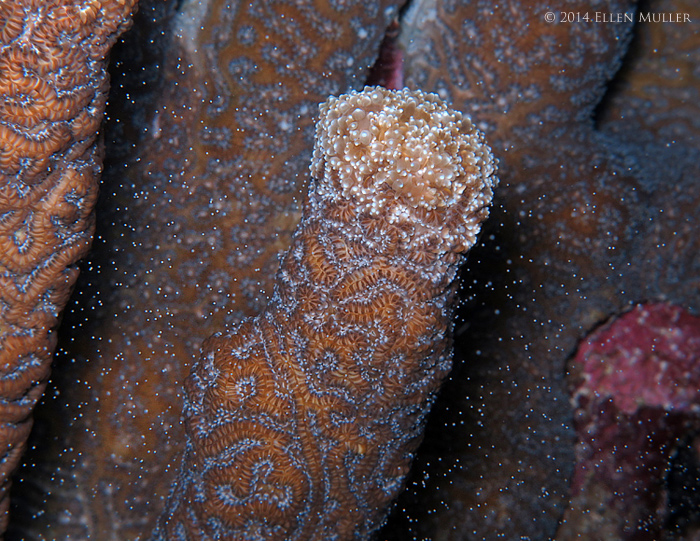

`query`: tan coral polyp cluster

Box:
[312,86,496,252]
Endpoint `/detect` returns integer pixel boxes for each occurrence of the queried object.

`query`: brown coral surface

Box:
[154,87,497,540]
[0,0,135,534]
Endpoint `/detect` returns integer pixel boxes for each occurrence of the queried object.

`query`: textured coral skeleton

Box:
[153,87,496,538]
[1,0,699,539]
[0,0,136,533]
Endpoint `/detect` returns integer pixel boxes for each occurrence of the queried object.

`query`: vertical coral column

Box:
[155,87,497,539]
[11,2,405,537]
[0,0,135,532]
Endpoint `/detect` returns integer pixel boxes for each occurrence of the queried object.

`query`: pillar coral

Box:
[381,0,700,539]
[0,0,136,535]
[9,1,405,539]
[155,86,497,539]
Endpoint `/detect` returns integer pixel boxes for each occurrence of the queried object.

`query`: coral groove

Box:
[154,87,496,539]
